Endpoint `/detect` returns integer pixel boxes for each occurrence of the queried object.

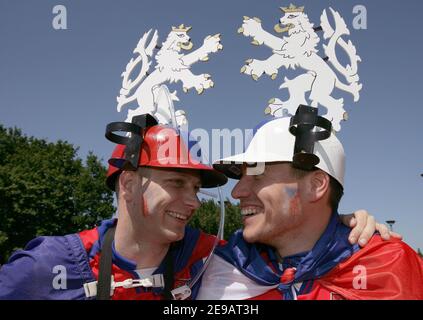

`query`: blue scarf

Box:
[215,212,360,300]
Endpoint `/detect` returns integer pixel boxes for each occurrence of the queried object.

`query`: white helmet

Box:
[213,117,345,187]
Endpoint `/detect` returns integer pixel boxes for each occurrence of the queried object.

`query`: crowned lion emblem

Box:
[117,24,223,126]
[239,4,362,131]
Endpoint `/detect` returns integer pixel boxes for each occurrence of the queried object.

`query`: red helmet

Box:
[106,124,227,190]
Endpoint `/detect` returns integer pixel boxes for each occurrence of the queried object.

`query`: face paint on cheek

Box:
[289,192,301,215]
[290,193,300,214]
[285,186,297,199]
[282,186,299,214]
[141,195,149,217]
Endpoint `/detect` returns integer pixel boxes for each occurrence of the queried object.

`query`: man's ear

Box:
[119,170,138,202]
[307,170,330,203]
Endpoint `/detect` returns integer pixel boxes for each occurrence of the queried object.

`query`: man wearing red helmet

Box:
[0,121,227,300]
[0,119,397,300]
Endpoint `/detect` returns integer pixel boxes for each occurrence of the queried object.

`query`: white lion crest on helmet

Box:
[116,24,223,127]
[239,4,362,131]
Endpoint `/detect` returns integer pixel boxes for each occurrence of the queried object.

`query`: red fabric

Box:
[174,231,217,289]
[78,226,99,252]
[186,232,217,266]
[78,228,218,300]
[248,284,339,300]
[318,235,423,300]
[280,267,296,284]
[248,235,423,300]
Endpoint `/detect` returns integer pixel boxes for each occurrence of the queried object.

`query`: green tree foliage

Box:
[0,125,115,263]
[189,199,242,240]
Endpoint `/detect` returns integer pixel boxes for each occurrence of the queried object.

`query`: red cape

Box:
[318,235,423,299]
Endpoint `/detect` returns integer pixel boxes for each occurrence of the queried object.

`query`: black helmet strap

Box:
[105,114,158,170]
[289,105,332,171]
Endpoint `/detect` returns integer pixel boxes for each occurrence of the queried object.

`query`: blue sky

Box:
[0,0,422,250]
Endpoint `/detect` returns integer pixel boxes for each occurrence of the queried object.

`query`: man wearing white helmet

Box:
[197,107,423,300]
